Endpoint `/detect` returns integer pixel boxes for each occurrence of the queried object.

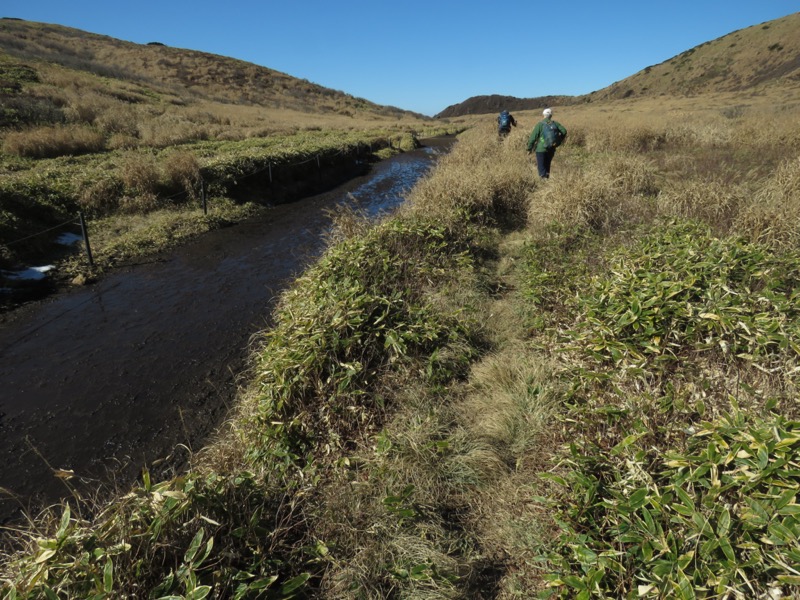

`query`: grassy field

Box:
[2,92,800,598]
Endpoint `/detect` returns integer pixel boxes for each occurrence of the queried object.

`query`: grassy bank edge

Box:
[0,125,464,276]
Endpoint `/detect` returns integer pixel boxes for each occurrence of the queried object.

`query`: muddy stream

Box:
[0,138,453,525]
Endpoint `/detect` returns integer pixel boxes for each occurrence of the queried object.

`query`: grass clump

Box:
[735,156,800,249]
[2,124,105,158]
[528,153,658,236]
[247,215,478,459]
[533,220,800,598]
[564,220,800,378]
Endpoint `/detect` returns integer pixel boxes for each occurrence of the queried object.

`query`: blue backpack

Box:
[542,120,564,149]
[498,111,511,129]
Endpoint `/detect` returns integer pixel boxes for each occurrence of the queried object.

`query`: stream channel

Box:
[0,137,454,525]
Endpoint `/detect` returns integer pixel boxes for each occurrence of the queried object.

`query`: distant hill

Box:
[0,18,427,132]
[435,94,575,119]
[437,12,800,118]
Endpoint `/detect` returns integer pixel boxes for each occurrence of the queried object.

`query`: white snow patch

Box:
[2,265,56,281]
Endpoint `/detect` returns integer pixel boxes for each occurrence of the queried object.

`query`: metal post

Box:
[201,180,207,215]
[78,210,94,267]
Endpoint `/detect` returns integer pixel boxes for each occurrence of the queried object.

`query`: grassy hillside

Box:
[591,12,800,102]
[439,11,800,117]
[0,18,457,285]
[0,18,424,132]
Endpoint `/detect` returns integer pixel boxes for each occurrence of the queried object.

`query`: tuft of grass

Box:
[735,156,800,249]
[527,153,658,236]
[655,175,745,231]
[404,123,535,230]
[2,124,105,158]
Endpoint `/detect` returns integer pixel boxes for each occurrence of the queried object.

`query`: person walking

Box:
[497,109,517,137]
[526,108,567,178]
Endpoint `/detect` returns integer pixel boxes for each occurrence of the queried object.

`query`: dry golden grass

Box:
[459,347,561,472]
[655,175,746,230]
[2,123,105,157]
[75,150,199,215]
[526,152,658,235]
[163,150,201,199]
[588,12,800,102]
[77,176,123,215]
[493,92,800,246]
[0,19,436,162]
[735,155,800,248]
[507,85,800,147]
[402,123,536,227]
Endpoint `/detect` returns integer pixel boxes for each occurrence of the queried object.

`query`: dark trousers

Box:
[536,148,556,178]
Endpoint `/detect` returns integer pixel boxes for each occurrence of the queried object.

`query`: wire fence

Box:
[4,212,93,265]
[1,137,389,269]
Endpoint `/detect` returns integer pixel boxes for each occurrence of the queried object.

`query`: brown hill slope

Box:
[0,17,427,136]
[438,12,800,117]
[590,11,800,102]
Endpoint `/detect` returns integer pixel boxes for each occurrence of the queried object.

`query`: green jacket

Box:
[526,118,567,153]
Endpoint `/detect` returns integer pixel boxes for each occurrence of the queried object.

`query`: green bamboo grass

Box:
[5,111,800,599]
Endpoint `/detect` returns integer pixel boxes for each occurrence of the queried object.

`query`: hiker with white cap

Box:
[526,107,567,178]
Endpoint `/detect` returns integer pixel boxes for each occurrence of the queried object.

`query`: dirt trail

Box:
[0,139,453,524]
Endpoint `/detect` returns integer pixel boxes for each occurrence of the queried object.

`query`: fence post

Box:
[78,210,94,267]
[201,180,207,215]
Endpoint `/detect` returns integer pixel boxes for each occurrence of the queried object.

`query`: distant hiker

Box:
[497,109,517,137]
[526,108,567,178]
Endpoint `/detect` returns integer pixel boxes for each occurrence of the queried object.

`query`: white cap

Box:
[543,108,552,117]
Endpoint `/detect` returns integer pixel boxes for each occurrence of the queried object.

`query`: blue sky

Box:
[3,2,798,116]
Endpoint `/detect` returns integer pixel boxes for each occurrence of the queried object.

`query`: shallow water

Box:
[0,138,452,523]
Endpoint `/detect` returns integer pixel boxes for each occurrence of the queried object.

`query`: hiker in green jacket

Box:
[526,108,567,178]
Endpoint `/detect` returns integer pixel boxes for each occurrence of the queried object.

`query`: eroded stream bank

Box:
[0,137,454,524]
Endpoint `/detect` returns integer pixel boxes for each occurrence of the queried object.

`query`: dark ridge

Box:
[436,93,576,118]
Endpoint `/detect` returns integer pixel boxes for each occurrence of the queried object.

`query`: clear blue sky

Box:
[4,1,798,116]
